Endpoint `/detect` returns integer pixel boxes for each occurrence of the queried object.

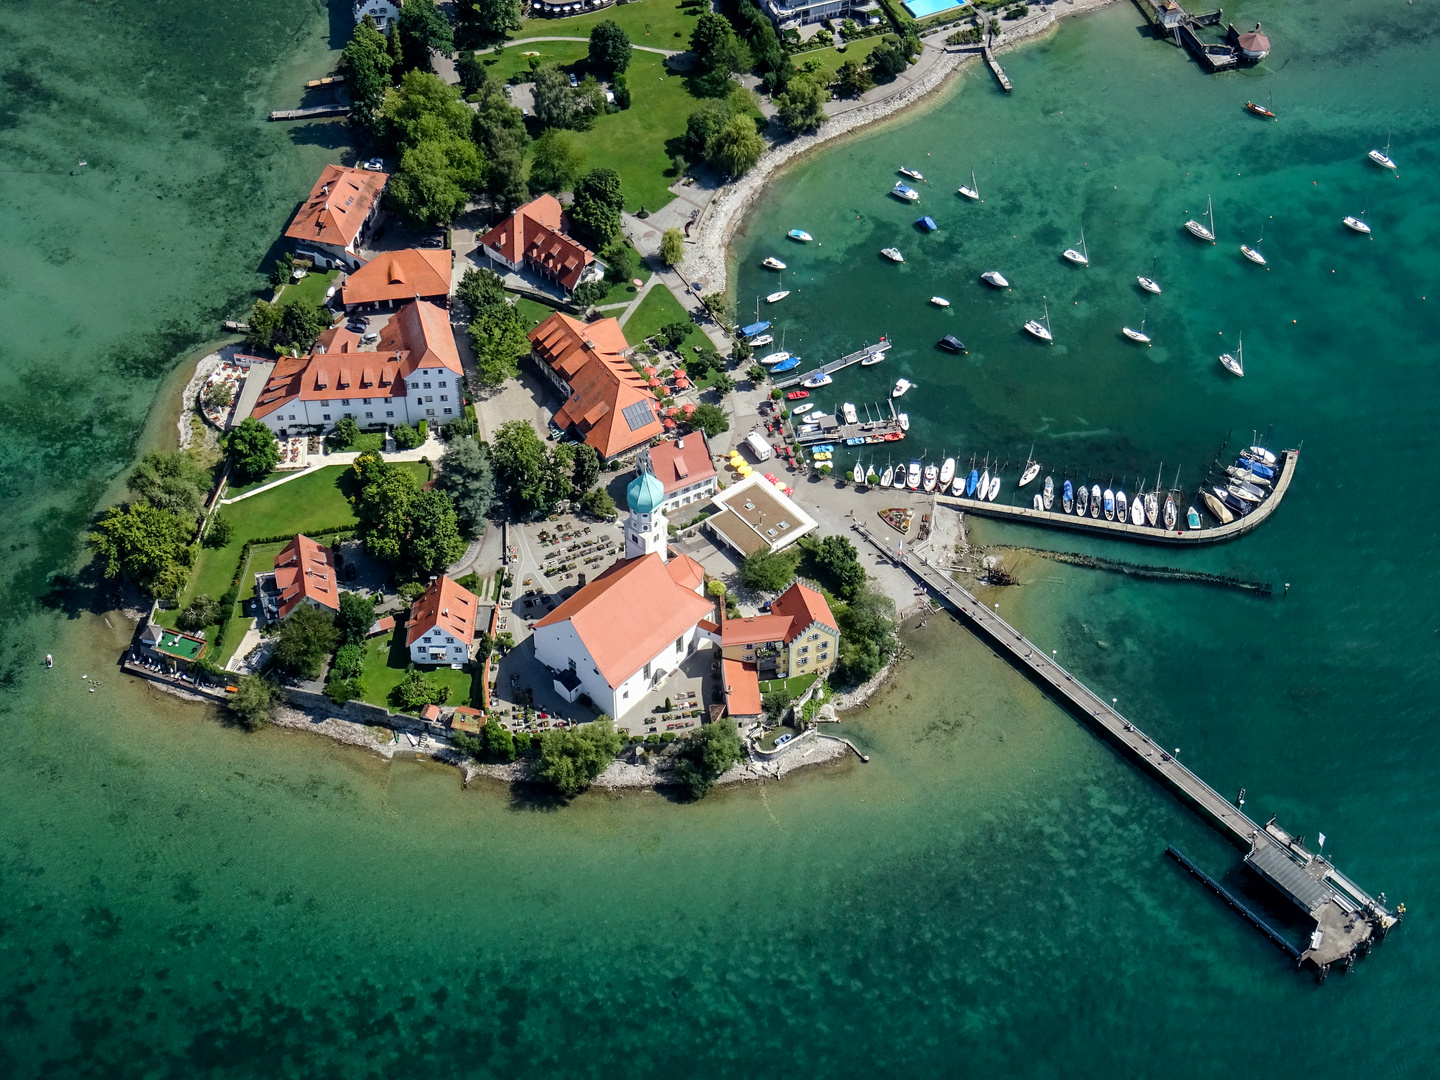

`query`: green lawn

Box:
[791,37,886,82]
[278,268,338,309]
[226,468,294,497]
[483,40,590,84]
[623,284,709,352]
[514,295,564,330]
[758,673,818,697]
[359,626,476,711]
[331,431,385,454]
[514,0,701,49]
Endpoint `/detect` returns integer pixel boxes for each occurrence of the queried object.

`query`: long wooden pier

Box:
[773,341,892,390]
[852,518,1402,974]
[933,448,1298,545]
[983,45,1013,91]
[268,104,347,121]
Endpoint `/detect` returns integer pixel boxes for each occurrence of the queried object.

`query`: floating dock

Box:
[983,46,1013,91]
[268,104,347,121]
[931,448,1297,546]
[773,340,893,390]
[851,518,1402,976]
[304,74,345,89]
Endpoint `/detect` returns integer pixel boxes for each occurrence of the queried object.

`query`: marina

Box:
[852,519,1402,976]
[773,340,894,390]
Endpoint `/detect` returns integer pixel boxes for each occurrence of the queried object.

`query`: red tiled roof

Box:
[535,554,713,688]
[530,313,661,459]
[420,703,443,721]
[367,615,396,637]
[723,658,762,717]
[379,299,463,375]
[479,194,595,290]
[273,534,339,618]
[342,248,451,306]
[721,613,794,648]
[665,553,705,593]
[770,581,837,645]
[284,164,387,250]
[645,434,717,495]
[406,576,479,647]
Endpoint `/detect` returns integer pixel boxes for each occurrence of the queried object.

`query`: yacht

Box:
[1164,495,1178,531]
[1103,486,1116,521]
[766,290,790,303]
[1075,482,1088,516]
[759,350,791,366]
[1368,137,1396,171]
[923,463,939,492]
[892,182,920,202]
[1042,475,1055,510]
[881,247,905,263]
[1089,483,1102,518]
[958,171,980,200]
[1343,214,1372,235]
[1145,490,1159,527]
[1062,229,1089,266]
[1062,479,1074,514]
[1024,296,1053,343]
[1187,504,1202,529]
[939,457,956,489]
[939,335,967,353]
[1114,489,1127,522]
[801,372,833,388]
[1122,318,1152,345]
[792,403,814,415]
[1019,449,1041,487]
[978,467,990,500]
[787,229,813,242]
[853,461,865,485]
[842,402,858,425]
[1131,494,1146,526]
[881,464,895,487]
[1185,195,1216,243]
[891,379,912,398]
[930,296,951,308]
[981,270,1010,288]
[1240,244,1266,265]
[897,412,909,431]
[762,256,787,270]
[1219,334,1244,377]
[748,333,774,347]
[1137,257,1161,294]
[861,348,887,366]
[906,460,922,489]
[899,167,924,181]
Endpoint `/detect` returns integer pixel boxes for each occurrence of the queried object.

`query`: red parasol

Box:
[663,418,676,429]
[648,377,662,388]
[643,365,657,376]
[682,403,697,414]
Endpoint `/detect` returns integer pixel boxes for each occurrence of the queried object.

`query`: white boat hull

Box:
[767,291,790,303]
[1123,328,1151,344]
[1368,150,1396,170]
[930,297,950,308]
[1185,222,1215,242]
[981,271,1009,288]
[1063,250,1088,265]
[1343,216,1371,234]
[986,477,1000,501]
[1240,246,1266,265]
[1137,276,1161,294]
[1024,321,1052,342]
[958,186,979,200]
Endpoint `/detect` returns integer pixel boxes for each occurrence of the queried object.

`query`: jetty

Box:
[268,104,347,121]
[1137,0,1239,72]
[304,74,345,89]
[932,448,1297,546]
[983,46,1013,92]
[851,518,1402,977]
[773,340,893,390]
[791,399,907,449]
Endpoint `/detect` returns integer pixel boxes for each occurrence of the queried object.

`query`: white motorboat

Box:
[1103,486,1116,521]
[906,460,922,489]
[748,333,774,347]
[1024,296,1053,343]
[1115,489,1128,523]
[930,296,951,308]
[986,476,1000,501]
[1122,318,1152,345]
[759,351,791,366]
[891,378,911,398]
[1042,475,1054,510]
[897,412,909,431]
[1089,484,1101,518]
[923,464,938,492]
[1240,244,1266,265]
[1062,229,1089,266]
[881,464,895,487]
[892,182,920,202]
[1145,490,1159,526]
[1185,195,1216,243]
[787,229,813,242]
[792,403,814,415]
[1075,483,1088,516]
[1202,492,1233,524]
[1165,495,1178,531]
[958,171,980,200]
[899,167,924,181]
[1033,494,1044,511]
[762,256,787,270]
[939,457,956,488]
[1138,259,1161,294]
[842,403,858,424]
[801,372,833,388]
[1343,215,1371,235]
[881,247,905,263]
[1368,137,1397,171]
[894,469,907,490]
[853,461,865,484]
[1219,334,1244,377]
[766,290,790,303]
[981,270,1010,288]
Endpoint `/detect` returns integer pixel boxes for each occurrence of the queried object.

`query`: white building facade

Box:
[354,1,400,31]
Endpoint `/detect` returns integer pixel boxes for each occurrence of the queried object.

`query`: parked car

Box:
[568,72,578,87]
[362,157,385,171]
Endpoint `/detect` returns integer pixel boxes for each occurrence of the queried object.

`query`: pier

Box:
[773,340,893,390]
[983,46,1013,92]
[268,104,348,121]
[930,448,1298,546]
[791,399,907,450]
[1137,0,1238,72]
[851,518,1401,975]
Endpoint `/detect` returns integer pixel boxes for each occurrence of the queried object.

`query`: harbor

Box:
[851,518,1403,977]
[771,340,894,390]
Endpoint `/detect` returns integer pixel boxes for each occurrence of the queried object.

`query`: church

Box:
[532,471,718,722]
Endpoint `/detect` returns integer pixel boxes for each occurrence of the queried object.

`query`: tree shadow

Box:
[325,0,354,51]
[506,778,572,812]
[37,561,134,622]
[287,120,353,151]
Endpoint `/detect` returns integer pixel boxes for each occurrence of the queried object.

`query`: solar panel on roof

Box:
[621,401,655,431]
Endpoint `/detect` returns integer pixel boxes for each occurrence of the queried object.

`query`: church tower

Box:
[624,471,668,561]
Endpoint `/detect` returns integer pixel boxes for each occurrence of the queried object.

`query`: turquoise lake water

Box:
[3,0,1439,1075]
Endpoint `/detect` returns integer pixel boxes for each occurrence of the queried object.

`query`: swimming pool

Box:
[903,0,963,17]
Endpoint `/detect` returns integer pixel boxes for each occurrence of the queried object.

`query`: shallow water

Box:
[3,0,1439,1075]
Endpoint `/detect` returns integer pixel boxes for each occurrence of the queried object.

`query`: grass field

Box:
[359,627,475,710]
[514,0,701,49]
[623,284,709,353]
[791,37,886,82]
[278,268,337,309]
[513,295,564,330]
[757,673,818,697]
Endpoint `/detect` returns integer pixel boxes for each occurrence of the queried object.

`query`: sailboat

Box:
[1244,95,1277,120]
[1102,485,1115,521]
[881,462,895,487]
[1145,466,1160,526]
[767,290,790,303]
[1343,212,1372,235]
[1019,446,1041,486]
[1219,334,1244,377]
[958,171,980,200]
[965,459,979,497]
[853,460,865,485]
[1368,135,1397,171]
[1075,482,1088,516]
[1062,479,1074,514]
[1122,315,1152,345]
[1115,488,1128,523]
[1043,475,1054,510]
[1185,195,1216,243]
[1089,483,1102,518]
[1241,223,1267,265]
[986,475,1001,501]
[749,333,774,347]
[1062,229,1089,266]
[1024,296,1053,343]
[1131,491,1146,526]
[978,464,991,501]
[1137,257,1162,294]
[1165,494,1178,531]
[939,456,956,489]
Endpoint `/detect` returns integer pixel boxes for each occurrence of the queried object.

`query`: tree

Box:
[660,321,693,350]
[269,251,296,288]
[803,533,866,602]
[690,13,737,69]
[456,50,485,96]
[205,380,234,407]
[331,416,361,449]
[571,280,609,308]
[273,604,340,680]
[336,591,377,646]
[402,488,467,579]
[710,114,764,175]
[712,371,737,394]
[384,70,473,146]
[683,102,731,163]
[531,64,580,129]
[204,515,234,548]
[389,134,484,226]
[397,0,454,73]
[229,675,278,730]
[325,642,366,703]
[224,418,280,483]
[484,717,516,761]
[834,58,874,98]
[456,267,508,317]
[392,668,451,711]
[456,0,522,46]
[834,585,898,686]
[673,722,745,798]
[468,301,530,386]
[342,16,391,137]
[278,301,331,352]
[660,227,686,267]
[690,402,730,438]
[129,451,210,520]
[741,547,800,592]
[177,594,220,632]
[350,453,421,563]
[527,129,585,194]
[245,299,283,352]
[490,420,572,518]
[747,363,767,384]
[536,717,624,795]
[578,489,616,519]
[570,443,601,494]
[868,39,912,83]
[392,422,425,451]
[775,76,828,135]
[601,240,634,284]
[437,437,496,537]
[588,20,633,76]
[570,167,624,247]
[762,687,793,722]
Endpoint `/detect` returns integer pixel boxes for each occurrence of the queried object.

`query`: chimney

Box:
[677,438,685,449]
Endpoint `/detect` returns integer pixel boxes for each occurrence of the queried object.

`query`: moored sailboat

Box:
[1062,479,1074,514]
[1219,334,1244,377]
[1185,195,1216,243]
[1043,475,1055,510]
[1062,229,1089,266]
[958,171,980,200]
[939,457,956,489]
[1089,483,1101,518]
[1024,296,1053,343]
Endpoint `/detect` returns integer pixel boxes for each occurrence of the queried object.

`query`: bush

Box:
[397,581,428,603]
[741,547,800,592]
[578,489,617,519]
[393,422,425,450]
[205,381,235,407]
[673,722,745,798]
[535,716,624,795]
[330,416,361,450]
[177,594,220,632]
[391,668,451,712]
[273,604,339,680]
[441,416,477,441]
[228,675,277,730]
[204,515,234,548]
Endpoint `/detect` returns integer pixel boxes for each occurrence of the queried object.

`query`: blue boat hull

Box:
[965,470,979,497]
